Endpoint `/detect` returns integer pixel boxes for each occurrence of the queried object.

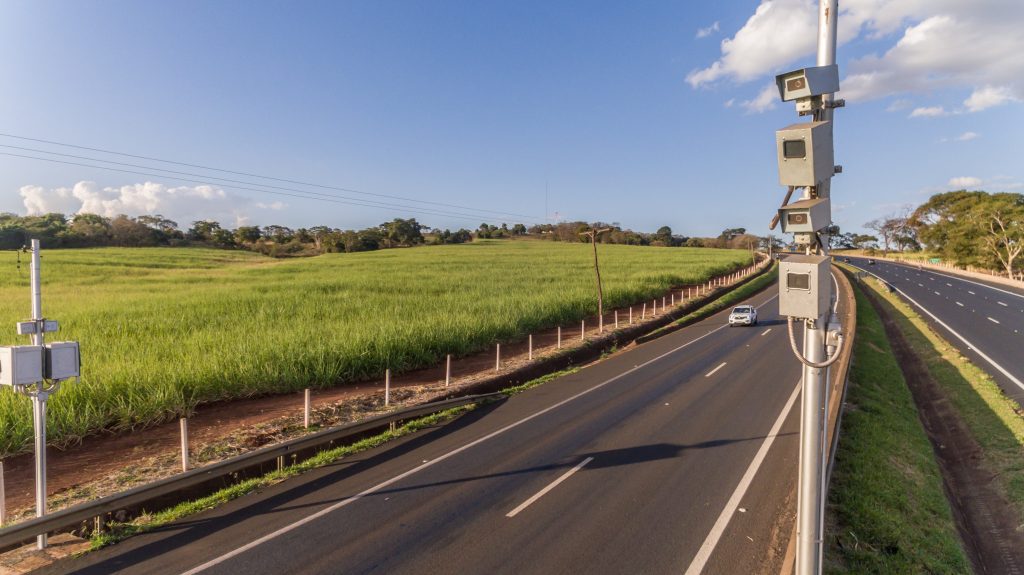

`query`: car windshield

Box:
[732,307,752,314]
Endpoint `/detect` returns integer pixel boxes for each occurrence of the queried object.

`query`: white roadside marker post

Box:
[385,369,391,406]
[445,354,452,387]
[180,418,190,472]
[304,389,311,429]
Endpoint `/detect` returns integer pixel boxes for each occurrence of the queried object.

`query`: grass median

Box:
[825,275,969,573]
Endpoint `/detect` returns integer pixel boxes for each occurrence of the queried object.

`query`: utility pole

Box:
[0,240,80,549]
[580,228,612,321]
[770,2,846,574]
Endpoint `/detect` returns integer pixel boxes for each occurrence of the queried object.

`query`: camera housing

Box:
[779,254,831,320]
[777,121,834,187]
[778,197,830,234]
[776,64,839,102]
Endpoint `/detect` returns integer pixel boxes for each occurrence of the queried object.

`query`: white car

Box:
[728,304,758,327]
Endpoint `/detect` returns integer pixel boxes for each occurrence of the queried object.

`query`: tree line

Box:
[834,189,1024,280]
[0,212,767,257]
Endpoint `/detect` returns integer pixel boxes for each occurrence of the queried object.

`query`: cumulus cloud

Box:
[740,84,779,114]
[690,0,1024,110]
[964,85,1020,112]
[948,176,982,188]
[956,131,979,141]
[696,21,720,39]
[909,106,947,118]
[19,181,282,228]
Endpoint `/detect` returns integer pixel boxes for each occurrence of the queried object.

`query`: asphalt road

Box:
[846,257,1024,404]
[45,283,836,575]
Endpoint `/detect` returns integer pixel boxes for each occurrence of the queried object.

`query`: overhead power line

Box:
[0,151,542,225]
[0,132,540,222]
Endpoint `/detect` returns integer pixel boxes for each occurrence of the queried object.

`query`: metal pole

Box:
[796,3,838,574]
[29,240,47,549]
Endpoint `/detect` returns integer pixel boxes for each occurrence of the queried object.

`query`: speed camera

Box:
[776,65,839,102]
[778,197,830,234]
[777,121,834,187]
[779,254,830,320]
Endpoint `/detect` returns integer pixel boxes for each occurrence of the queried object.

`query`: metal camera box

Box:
[779,197,831,234]
[776,64,839,101]
[0,345,45,387]
[777,121,834,187]
[46,342,80,380]
[779,255,831,320]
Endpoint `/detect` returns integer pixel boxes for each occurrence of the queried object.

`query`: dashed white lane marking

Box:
[989,317,1001,324]
[969,291,976,295]
[956,302,964,307]
[935,291,941,296]
[705,362,727,378]
[998,301,1008,307]
[760,328,772,336]
[946,283,952,287]
[684,382,801,575]
[918,283,924,287]
[506,457,594,518]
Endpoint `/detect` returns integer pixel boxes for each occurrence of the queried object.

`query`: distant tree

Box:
[188,220,223,242]
[511,223,527,236]
[262,225,294,244]
[111,215,158,247]
[69,213,112,246]
[234,226,262,244]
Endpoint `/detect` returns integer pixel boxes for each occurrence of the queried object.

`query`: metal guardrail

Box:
[0,392,503,551]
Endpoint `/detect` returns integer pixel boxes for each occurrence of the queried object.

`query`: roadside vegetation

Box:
[0,241,751,456]
[825,277,969,573]
[854,271,1024,523]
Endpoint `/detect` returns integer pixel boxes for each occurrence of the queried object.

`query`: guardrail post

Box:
[385,369,391,406]
[304,389,311,430]
[445,354,452,387]
[180,418,190,472]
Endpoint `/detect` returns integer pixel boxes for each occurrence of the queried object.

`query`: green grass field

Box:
[0,240,751,456]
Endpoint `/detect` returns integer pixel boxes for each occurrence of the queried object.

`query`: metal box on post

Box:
[45,342,81,380]
[779,197,831,234]
[776,121,834,187]
[0,345,45,387]
[779,255,831,320]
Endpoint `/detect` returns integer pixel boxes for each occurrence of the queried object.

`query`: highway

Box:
[846,257,1024,404]
[44,283,844,575]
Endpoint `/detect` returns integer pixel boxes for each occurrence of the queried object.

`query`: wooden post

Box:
[180,418,189,472]
[0,460,6,526]
[528,334,533,360]
[495,344,501,372]
[304,389,311,429]
[385,369,391,406]
[445,354,452,387]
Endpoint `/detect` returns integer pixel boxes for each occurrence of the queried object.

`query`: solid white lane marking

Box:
[851,264,1024,394]
[684,381,801,575]
[704,362,729,376]
[998,301,1008,307]
[760,328,772,336]
[989,317,1000,324]
[179,294,780,575]
[506,457,593,518]
[956,302,964,307]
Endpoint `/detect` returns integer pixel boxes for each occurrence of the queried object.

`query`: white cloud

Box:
[689,1,1024,110]
[19,181,266,228]
[948,176,982,188]
[956,131,979,141]
[909,106,947,118]
[255,201,287,210]
[964,85,1020,112]
[696,21,720,39]
[740,84,779,114]
[686,0,817,87]
[885,99,912,112]
[723,98,736,108]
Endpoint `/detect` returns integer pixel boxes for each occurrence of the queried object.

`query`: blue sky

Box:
[1,0,1021,237]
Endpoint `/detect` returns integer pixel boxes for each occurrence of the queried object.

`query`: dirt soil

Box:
[0,264,765,523]
[865,288,1024,574]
